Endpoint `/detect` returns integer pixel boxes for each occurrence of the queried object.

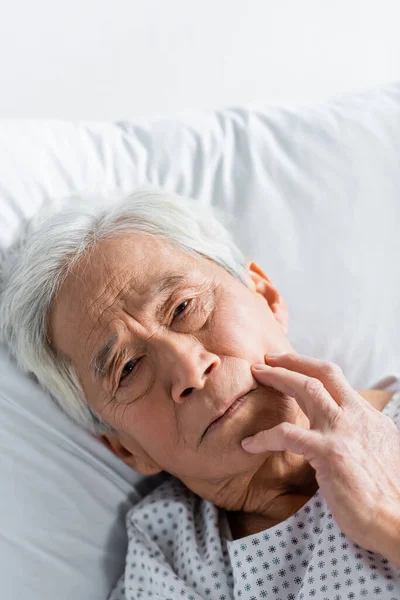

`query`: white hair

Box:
[0,186,247,434]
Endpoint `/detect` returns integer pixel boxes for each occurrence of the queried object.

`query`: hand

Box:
[241,352,400,557]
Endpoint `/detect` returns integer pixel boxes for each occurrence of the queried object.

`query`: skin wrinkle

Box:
[109,320,165,422]
[84,240,159,350]
[154,281,201,327]
[110,281,215,397]
[87,286,140,384]
[83,271,137,355]
[90,275,198,385]
[116,326,162,414]
[91,334,118,380]
[95,319,123,388]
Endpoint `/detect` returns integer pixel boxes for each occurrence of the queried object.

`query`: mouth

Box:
[201,388,256,441]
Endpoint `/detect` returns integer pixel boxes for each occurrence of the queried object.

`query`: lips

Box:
[202,388,254,439]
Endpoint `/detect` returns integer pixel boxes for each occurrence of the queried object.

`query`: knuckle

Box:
[326,405,342,430]
[321,361,342,378]
[279,422,306,445]
[324,437,342,459]
[279,422,294,437]
[304,377,325,396]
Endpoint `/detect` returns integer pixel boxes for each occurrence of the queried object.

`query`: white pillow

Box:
[1,82,400,598]
[0,345,166,598]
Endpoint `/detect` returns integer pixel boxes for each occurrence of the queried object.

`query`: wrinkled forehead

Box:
[70,233,193,296]
[48,233,207,355]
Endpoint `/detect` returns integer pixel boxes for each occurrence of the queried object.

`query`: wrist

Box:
[374,505,400,568]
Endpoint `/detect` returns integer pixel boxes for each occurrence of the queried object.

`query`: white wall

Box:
[0,0,399,120]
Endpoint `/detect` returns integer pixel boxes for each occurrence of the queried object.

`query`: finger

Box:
[241,422,323,461]
[263,353,359,409]
[251,363,341,429]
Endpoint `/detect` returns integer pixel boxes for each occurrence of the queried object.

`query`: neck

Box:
[227,388,394,539]
[227,480,319,540]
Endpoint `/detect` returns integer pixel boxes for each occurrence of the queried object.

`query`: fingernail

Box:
[241,437,254,447]
[252,363,271,371]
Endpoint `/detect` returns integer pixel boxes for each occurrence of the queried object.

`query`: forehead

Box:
[76,233,194,296]
[49,233,211,356]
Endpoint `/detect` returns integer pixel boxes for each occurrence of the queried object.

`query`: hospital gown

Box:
[109,387,400,600]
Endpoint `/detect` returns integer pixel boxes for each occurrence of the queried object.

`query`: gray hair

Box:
[0,186,247,434]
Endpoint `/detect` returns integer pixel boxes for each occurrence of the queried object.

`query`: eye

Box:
[120,359,137,383]
[173,300,190,318]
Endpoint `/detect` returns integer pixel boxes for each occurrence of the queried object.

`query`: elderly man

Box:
[1,187,400,599]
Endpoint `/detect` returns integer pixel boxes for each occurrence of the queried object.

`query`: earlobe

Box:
[97,434,163,476]
[128,459,163,476]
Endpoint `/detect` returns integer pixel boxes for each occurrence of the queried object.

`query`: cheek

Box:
[115,396,179,453]
[210,295,271,358]
[244,293,286,348]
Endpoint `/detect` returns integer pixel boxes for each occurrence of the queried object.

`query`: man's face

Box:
[50,233,299,505]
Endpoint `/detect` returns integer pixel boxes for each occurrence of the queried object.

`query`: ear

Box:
[98,433,162,476]
[245,260,289,335]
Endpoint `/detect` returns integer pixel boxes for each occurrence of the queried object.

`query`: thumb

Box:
[241,422,322,458]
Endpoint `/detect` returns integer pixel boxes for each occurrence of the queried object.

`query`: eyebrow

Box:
[90,273,191,382]
[90,334,118,382]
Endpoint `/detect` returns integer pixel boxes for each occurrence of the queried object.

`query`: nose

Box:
[158,336,220,404]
